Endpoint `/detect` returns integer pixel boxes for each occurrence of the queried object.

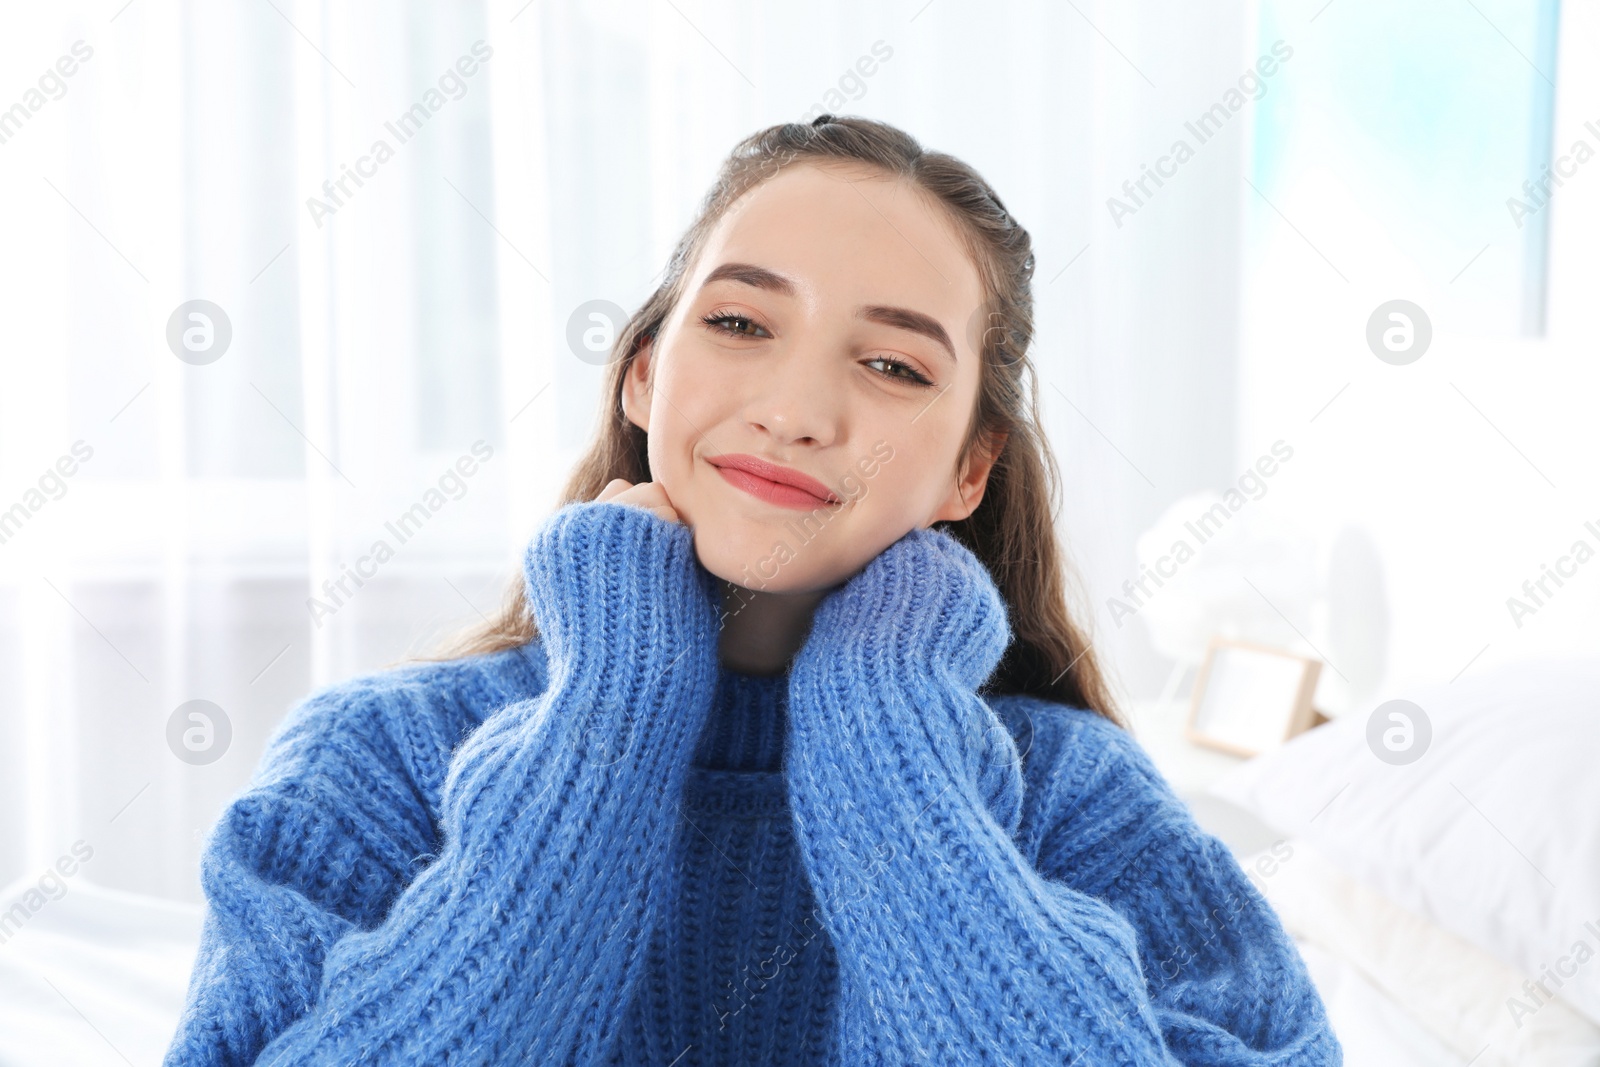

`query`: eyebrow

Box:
[699,261,957,366]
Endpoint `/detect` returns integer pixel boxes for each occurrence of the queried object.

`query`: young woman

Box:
[164,115,1341,1065]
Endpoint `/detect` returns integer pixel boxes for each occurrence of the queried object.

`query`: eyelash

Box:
[698,312,935,387]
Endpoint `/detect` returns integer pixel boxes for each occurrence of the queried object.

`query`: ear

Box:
[930,429,1009,524]
[619,335,655,433]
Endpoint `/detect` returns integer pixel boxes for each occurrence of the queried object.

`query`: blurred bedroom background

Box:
[2,0,1594,903]
[2,0,1599,1061]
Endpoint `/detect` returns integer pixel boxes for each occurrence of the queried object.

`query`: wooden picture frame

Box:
[1184,637,1327,758]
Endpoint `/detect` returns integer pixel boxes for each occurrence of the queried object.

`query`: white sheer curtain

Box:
[1,0,1252,902]
[1236,0,1600,698]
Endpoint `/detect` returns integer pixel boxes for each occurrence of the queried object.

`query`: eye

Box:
[701,310,934,388]
[700,311,769,339]
[865,355,934,387]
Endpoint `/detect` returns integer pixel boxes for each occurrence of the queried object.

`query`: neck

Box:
[717,577,833,676]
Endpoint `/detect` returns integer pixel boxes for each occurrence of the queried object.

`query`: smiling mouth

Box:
[706,453,842,512]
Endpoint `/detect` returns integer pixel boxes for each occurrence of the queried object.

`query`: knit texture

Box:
[162,500,1341,1066]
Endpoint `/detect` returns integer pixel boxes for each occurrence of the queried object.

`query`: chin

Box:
[686,510,840,595]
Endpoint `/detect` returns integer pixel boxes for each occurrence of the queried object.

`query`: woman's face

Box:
[622,160,1003,596]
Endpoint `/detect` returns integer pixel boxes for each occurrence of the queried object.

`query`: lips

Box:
[706,453,842,510]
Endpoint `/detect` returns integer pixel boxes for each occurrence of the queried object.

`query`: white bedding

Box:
[1236,834,1600,1066]
[1294,938,1467,1067]
[1208,655,1600,1031]
[0,875,203,1066]
[0,860,1518,1065]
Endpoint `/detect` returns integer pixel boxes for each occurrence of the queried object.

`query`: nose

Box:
[741,345,842,449]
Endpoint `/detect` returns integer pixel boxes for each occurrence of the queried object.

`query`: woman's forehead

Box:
[697,164,985,328]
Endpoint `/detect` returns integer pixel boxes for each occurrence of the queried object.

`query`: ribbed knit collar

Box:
[690,666,788,773]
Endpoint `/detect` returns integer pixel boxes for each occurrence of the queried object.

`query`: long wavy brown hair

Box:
[413,114,1125,728]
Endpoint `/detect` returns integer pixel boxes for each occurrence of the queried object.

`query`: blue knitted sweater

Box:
[163,500,1340,1065]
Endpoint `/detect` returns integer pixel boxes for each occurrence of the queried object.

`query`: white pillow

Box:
[1208,656,1600,1028]
[1240,837,1600,1065]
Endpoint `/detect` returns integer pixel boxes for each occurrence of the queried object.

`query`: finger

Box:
[600,480,684,526]
[612,481,664,510]
[630,481,680,516]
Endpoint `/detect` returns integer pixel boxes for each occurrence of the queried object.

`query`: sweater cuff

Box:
[800,524,1011,693]
[521,500,721,700]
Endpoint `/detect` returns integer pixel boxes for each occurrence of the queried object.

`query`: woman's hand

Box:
[596,477,686,526]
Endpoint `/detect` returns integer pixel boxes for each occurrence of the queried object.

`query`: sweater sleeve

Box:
[164,500,723,1066]
[161,675,494,1067]
[1012,701,1343,1064]
[782,525,1341,1066]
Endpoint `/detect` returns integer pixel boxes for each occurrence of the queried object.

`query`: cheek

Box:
[642,354,734,528]
[852,425,949,513]
[644,357,709,458]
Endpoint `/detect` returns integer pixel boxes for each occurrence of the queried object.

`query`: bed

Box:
[1202,654,1600,1066]
[3,655,1596,1064]
[0,876,204,1066]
